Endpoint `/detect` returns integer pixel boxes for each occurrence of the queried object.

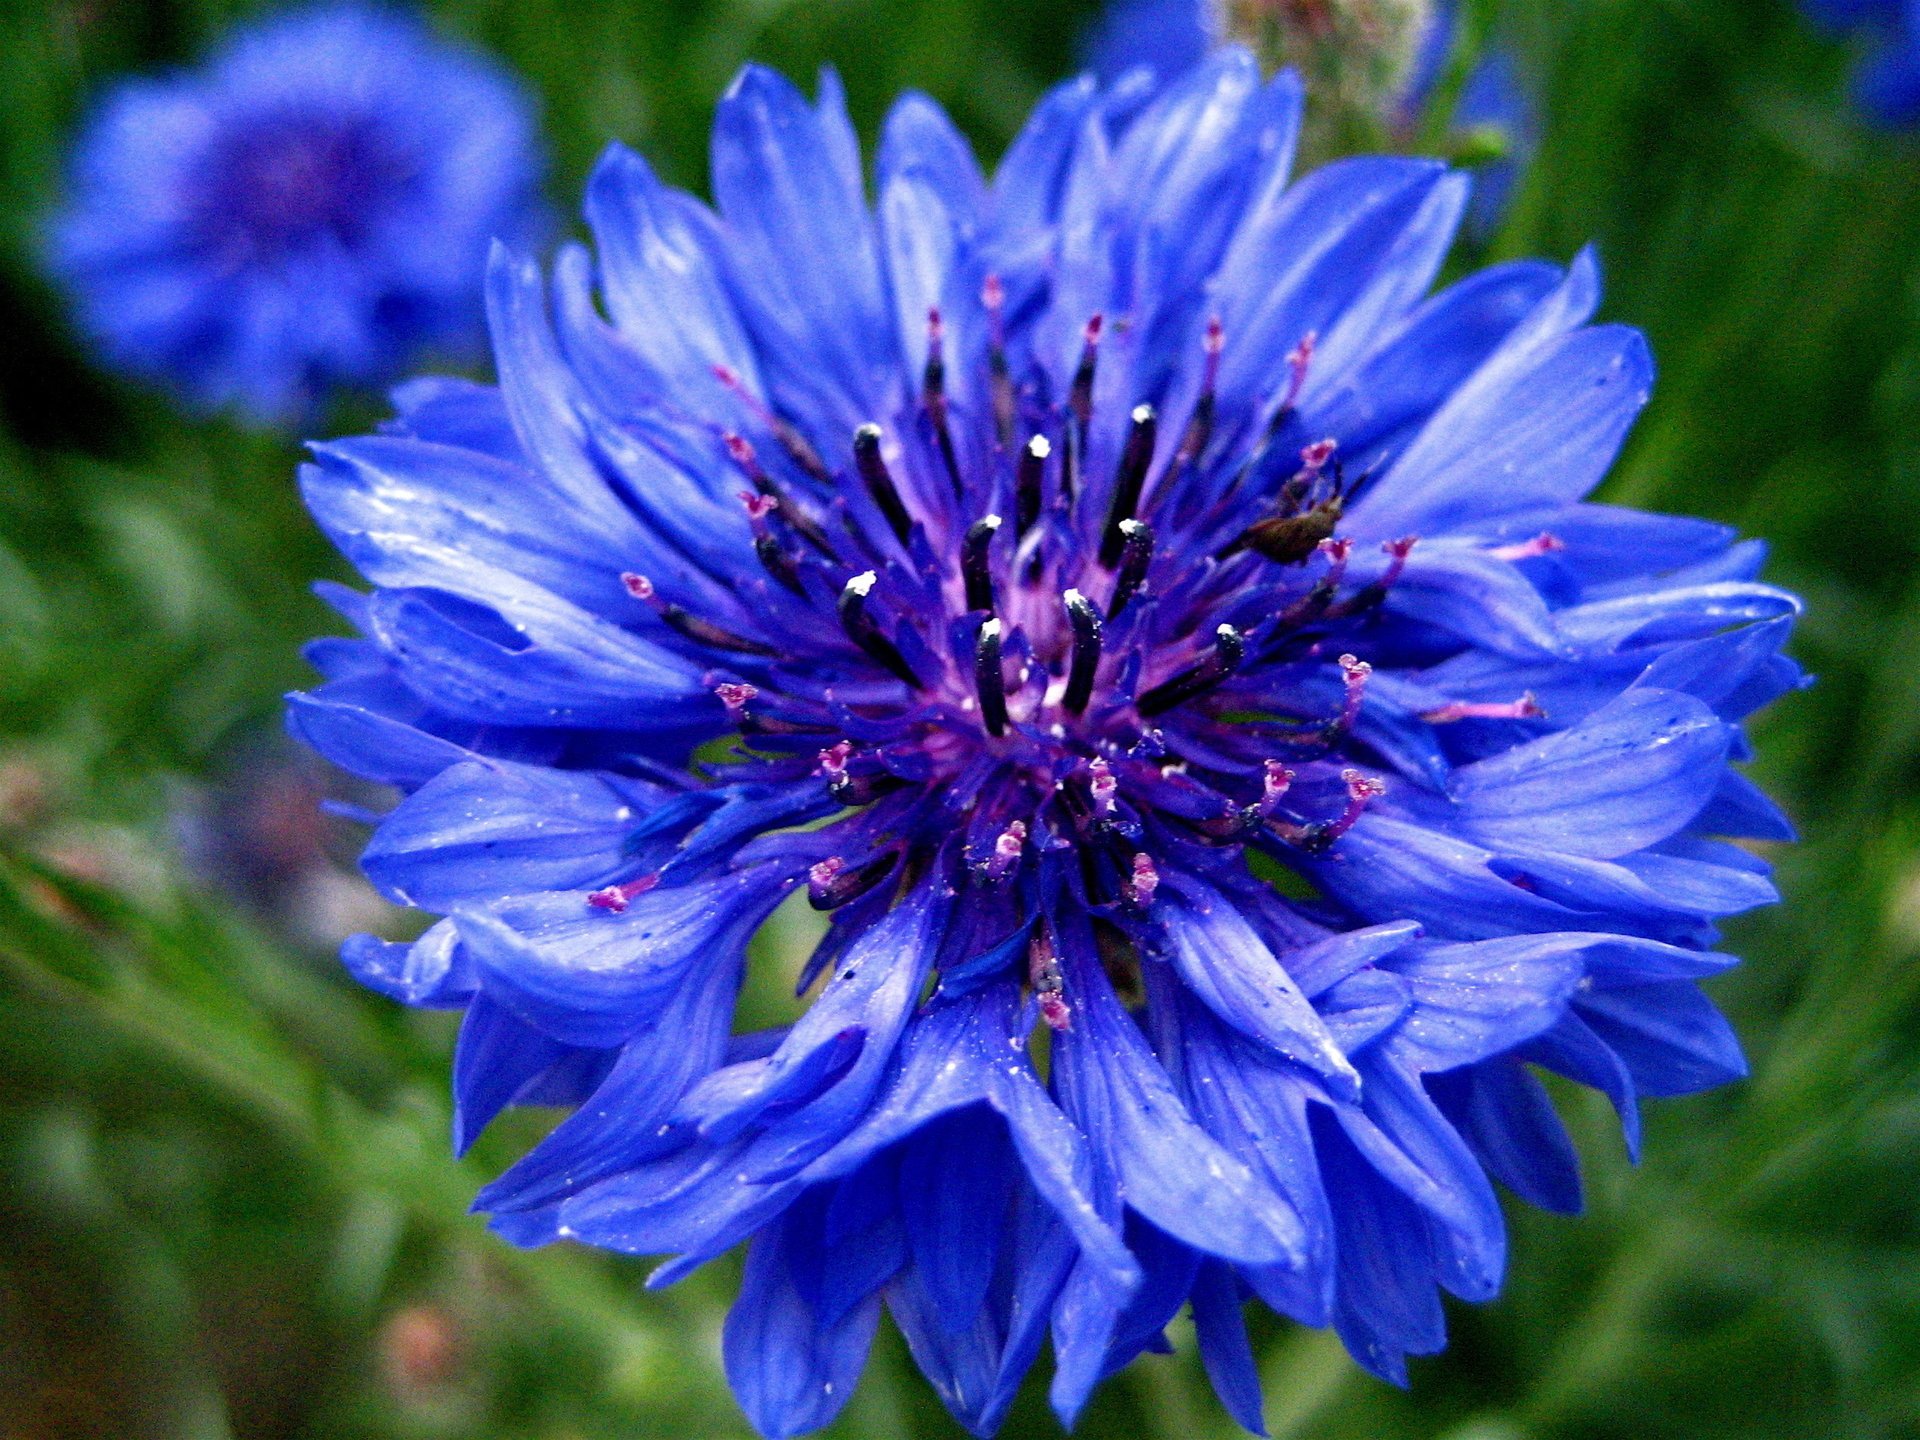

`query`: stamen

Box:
[587,873,658,913]
[1123,853,1159,907]
[1088,758,1118,817]
[1299,438,1338,475]
[1108,519,1154,620]
[1062,589,1104,715]
[1029,926,1070,1031]
[1332,536,1417,616]
[852,424,913,544]
[1281,331,1317,413]
[1274,769,1385,855]
[1254,760,1295,819]
[1016,435,1049,536]
[740,491,805,595]
[1137,623,1246,718]
[986,818,1027,880]
[983,274,1014,448]
[713,365,832,481]
[837,572,923,688]
[715,682,758,718]
[623,572,780,655]
[1326,770,1385,842]
[1490,532,1566,563]
[1422,693,1546,724]
[962,515,1001,614]
[808,852,897,910]
[816,740,852,779]
[724,432,835,555]
[1330,653,1371,739]
[1099,403,1158,568]
[974,618,1008,737]
[923,309,964,497]
[1062,315,1102,501]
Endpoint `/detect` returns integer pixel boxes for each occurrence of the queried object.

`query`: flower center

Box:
[197,111,404,254]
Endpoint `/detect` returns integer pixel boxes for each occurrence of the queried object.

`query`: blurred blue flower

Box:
[49,4,545,422]
[292,55,1802,1437]
[1802,0,1920,128]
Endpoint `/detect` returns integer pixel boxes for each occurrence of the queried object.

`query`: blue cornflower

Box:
[1802,0,1920,127]
[292,55,1802,1437]
[48,4,545,422]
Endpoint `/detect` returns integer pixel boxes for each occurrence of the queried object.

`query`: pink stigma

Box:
[816,740,852,778]
[1381,536,1417,586]
[1283,331,1317,408]
[1321,769,1385,844]
[1299,438,1338,474]
[715,682,758,715]
[1124,853,1160,907]
[986,819,1027,880]
[1421,693,1547,725]
[1038,992,1073,1032]
[1336,653,1372,733]
[1088,759,1118,817]
[1490,533,1566,563]
[587,873,658,913]
[1257,760,1295,817]
[621,572,655,601]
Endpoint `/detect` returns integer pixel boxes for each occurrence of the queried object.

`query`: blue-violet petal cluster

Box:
[50,3,545,421]
[292,55,1802,1438]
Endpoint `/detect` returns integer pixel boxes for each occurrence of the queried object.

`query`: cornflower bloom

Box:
[293,54,1801,1437]
[49,4,544,421]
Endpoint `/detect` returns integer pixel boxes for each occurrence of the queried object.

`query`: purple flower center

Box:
[197,111,405,255]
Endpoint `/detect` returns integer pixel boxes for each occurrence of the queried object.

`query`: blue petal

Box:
[711,65,899,438]
[1052,912,1306,1267]
[1381,934,1587,1072]
[1306,259,1561,464]
[1191,1260,1268,1436]
[1577,981,1748,1097]
[339,918,472,1008]
[300,435,638,617]
[474,948,744,1212]
[1428,1059,1582,1215]
[456,865,795,1047]
[724,1207,881,1440]
[1314,1109,1446,1386]
[1350,250,1653,538]
[284,690,470,788]
[361,757,667,911]
[1154,878,1361,1098]
[1333,1056,1506,1301]
[451,993,581,1154]
[582,144,761,394]
[1210,158,1455,424]
[365,582,708,731]
[1450,687,1729,859]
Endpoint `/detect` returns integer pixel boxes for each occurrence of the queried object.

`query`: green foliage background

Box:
[0,0,1917,1436]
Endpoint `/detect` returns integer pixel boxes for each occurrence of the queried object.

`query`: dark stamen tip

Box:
[838,571,923,689]
[852,423,913,544]
[974,617,1008,737]
[1062,589,1103,716]
[963,515,1002,614]
[1108,519,1154,620]
[1136,623,1244,718]
[1015,434,1050,536]
[1099,403,1158,568]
